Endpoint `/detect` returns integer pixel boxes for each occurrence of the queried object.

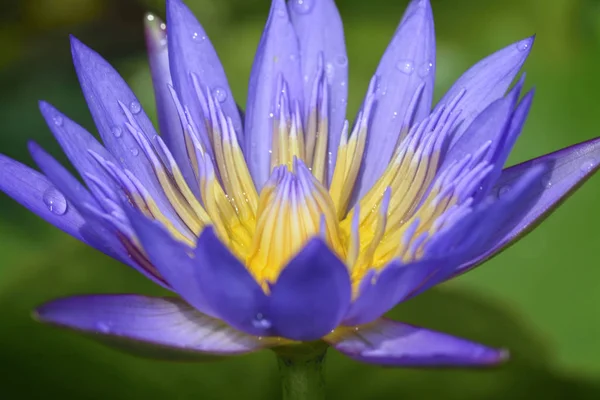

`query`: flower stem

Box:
[275,345,327,400]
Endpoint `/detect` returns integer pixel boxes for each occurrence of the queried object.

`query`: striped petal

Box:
[436,36,534,145]
[356,0,436,198]
[145,14,197,195]
[166,0,242,151]
[244,0,303,189]
[289,0,347,183]
[35,295,279,360]
[327,319,507,367]
[269,239,351,341]
[452,136,600,277]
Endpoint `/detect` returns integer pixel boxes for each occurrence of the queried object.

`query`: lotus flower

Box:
[2,0,599,370]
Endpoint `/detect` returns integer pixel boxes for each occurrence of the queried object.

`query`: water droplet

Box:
[95,322,110,333]
[541,173,553,188]
[268,112,274,118]
[392,111,398,119]
[340,81,346,87]
[581,159,596,173]
[396,60,414,74]
[516,39,530,52]
[192,32,202,41]
[43,187,68,215]
[130,148,139,156]
[252,313,272,329]
[418,61,433,77]
[325,62,335,80]
[336,54,348,66]
[213,87,227,103]
[160,23,166,31]
[129,101,141,114]
[291,0,314,14]
[53,115,64,127]
[498,186,510,197]
[146,14,155,21]
[111,126,122,138]
[276,7,286,17]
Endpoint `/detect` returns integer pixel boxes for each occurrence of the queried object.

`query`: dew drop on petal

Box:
[336,54,348,66]
[213,87,227,103]
[540,173,553,188]
[252,313,272,329]
[130,148,139,156]
[396,60,414,75]
[53,115,64,127]
[111,126,122,138]
[580,159,596,173]
[418,61,433,78]
[129,101,141,114]
[325,62,335,80]
[516,39,530,52]
[498,185,510,197]
[291,0,314,14]
[43,187,68,215]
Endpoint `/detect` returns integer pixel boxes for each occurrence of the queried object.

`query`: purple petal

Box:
[145,15,197,195]
[244,0,303,189]
[436,36,534,145]
[453,136,600,277]
[38,101,119,200]
[328,319,507,367]
[343,257,456,326]
[0,154,87,243]
[35,295,278,359]
[269,239,351,341]
[289,0,347,182]
[356,0,436,198]
[125,207,214,315]
[70,37,178,221]
[166,0,241,149]
[194,227,271,337]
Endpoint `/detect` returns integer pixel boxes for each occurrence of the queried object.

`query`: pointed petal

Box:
[166,0,242,148]
[356,0,436,198]
[35,295,278,360]
[244,0,303,189]
[269,239,351,341]
[436,36,534,145]
[145,14,197,195]
[194,228,271,336]
[27,142,125,259]
[453,136,600,276]
[289,0,347,182]
[70,37,177,219]
[38,101,119,198]
[327,319,507,367]
[343,258,455,326]
[0,154,87,242]
[125,207,214,315]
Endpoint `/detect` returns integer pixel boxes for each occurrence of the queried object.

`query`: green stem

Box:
[275,346,327,400]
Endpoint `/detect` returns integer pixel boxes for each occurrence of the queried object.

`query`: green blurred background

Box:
[1,0,600,398]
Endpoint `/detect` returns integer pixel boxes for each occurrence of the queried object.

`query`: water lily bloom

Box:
[3,0,600,370]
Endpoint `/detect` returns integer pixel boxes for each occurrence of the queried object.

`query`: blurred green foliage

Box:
[1,0,600,398]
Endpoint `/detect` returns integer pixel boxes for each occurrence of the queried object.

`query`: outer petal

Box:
[194,228,271,337]
[38,101,119,202]
[35,295,278,360]
[145,15,197,195]
[356,0,436,198]
[269,239,351,341]
[289,0,347,182]
[452,136,600,277]
[244,0,303,189]
[0,154,87,243]
[343,257,456,326]
[327,319,507,367]
[166,0,242,149]
[125,207,214,314]
[70,37,181,225]
[436,36,534,145]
